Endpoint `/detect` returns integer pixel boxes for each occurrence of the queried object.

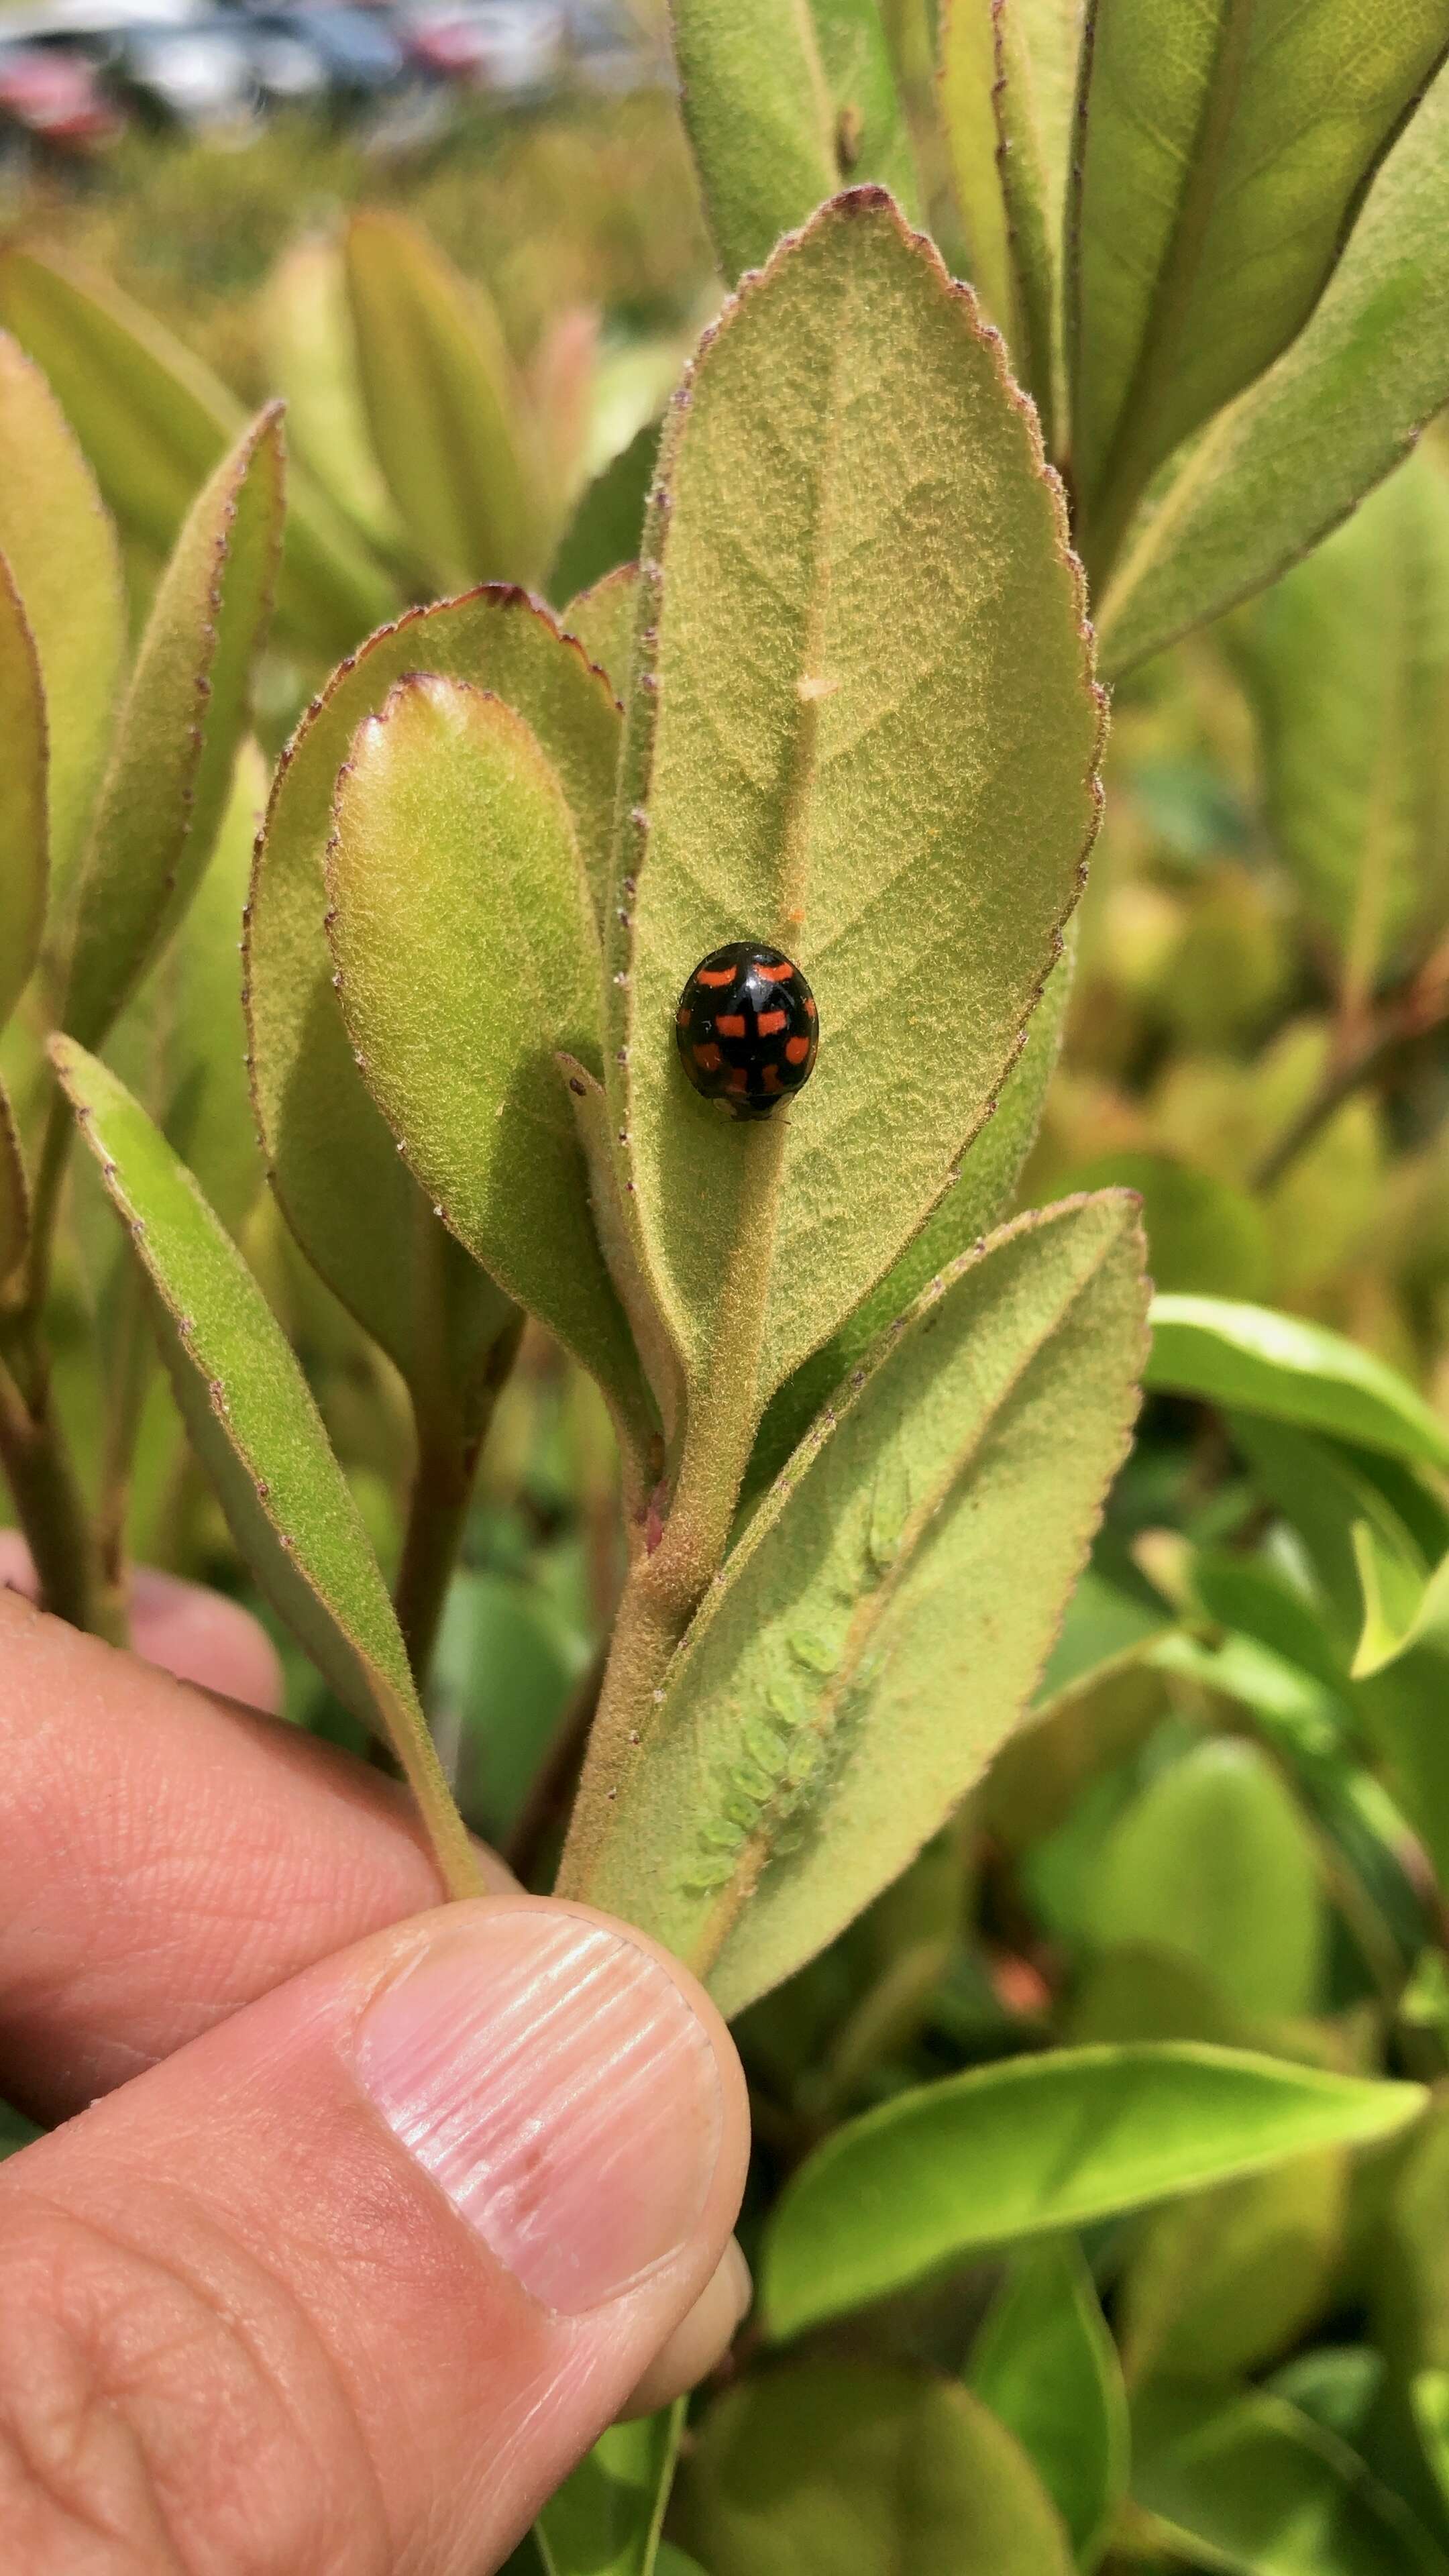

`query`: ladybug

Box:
[675,943,818,1118]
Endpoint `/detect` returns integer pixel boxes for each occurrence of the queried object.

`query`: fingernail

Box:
[354,1909,723,2314]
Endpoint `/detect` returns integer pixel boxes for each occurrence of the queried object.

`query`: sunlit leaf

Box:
[1097,59,1449,674]
[969,2237,1128,2566]
[1069,1149,1271,1300]
[162,739,268,1238]
[60,408,282,1055]
[1146,1295,1449,1468]
[550,419,659,608]
[562,566,637,694]
[535,2402,684,2576]
[938,0,1063,443]
[1069,0,1449,582]
[263,233,406,560]
[762,2044,1425,2339]
[52,1036,480,1900]
[1132,2381,1449,2574]
[0,329,124,894]
[0,554,46,1031]
[667,0,837,283]
[809,0,920,217]
[682,2365,1075,2575]
[563,1194,1146,2015]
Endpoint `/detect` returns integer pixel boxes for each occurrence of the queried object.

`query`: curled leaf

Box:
[0,553,46,1030]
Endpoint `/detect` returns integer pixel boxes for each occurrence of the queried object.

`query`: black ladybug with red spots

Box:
[675,943,818,1118]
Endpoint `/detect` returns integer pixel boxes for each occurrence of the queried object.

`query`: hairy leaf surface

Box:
[668,0,836,283]
[938,0,1062,442]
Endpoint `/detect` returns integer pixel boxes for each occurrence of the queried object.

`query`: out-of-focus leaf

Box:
[1071,1150,1271,1299]
[1354,1646,1449,1898]
[761,2043,1424,2340]
[1069,0,1449,580]
[809,0,920,215]
[1352,1521,1449,1678]
[1146,1296,1449,1469]
[969,2237,1128,2566]
[1413,2373,1449,2515]
[0,331,124,894]
[535,2402,684,2576]
[0,248,394,661]
[746,934,1074,1498]
[562,565,637,694]
[52,1037,480,1900]
[1132,2381,1449,2574]
[1034,1564,1177,1709]
[248,588,617,1420]
[0,1079,28,1290]
[682,2364,1075,2575]
[0,555,46,1029]
[60,409,282,1055]
[984,1659,1170,1853]
[1122,2151,1346,2387]
[1269,2351,1385,2451]
[326,675,653,1464]
[263,233,405,560]
[1232,451,1449,998]
[610,191,1101,1434]
[563,1195,1146,2016]
[938,0,1063,442]
[162,739,268,1237]
[1096,60,1449,676]
[344,211,546,592]
[1087,1739,1326,2021]
[549,418,659,606]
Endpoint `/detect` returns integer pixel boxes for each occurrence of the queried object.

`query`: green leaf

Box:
[681,2364,1075,2575]
[550,419,660,608]
[51,1036,480,1901]
[1356,1646,1449,1893]
[809,0,920,216]
[1070,1150,1271,1300]
[1096,58,1449,675]
[60,408,283,1056]
[938,0,1064,445]
[0,1077,28,1291]
[248,587,618,1418]
[262,235,407,561]
[761,2043,1425,2340]
[344,211,546,594]
[1146,1295,1449,1468]
[969,2237,1129,2567]
[1132,2382,1449,2574]
[563,566,637,695]
[1087,1739,1326,2021]
[1069,0,1449,582]
[326,675,652,1461]
[1231,451,1449,998]
[0,330,124,896]
[162,739,268,1238]
[0,248,394,662]
[535,2402,684,2576]
[1413,2373,1449,2516]
[1350,1520,1449,1679]
[1121,2151,1346,2387]
[0,553,46,1031]
[565,1193,1146,2015]
[746,931,1073,1498]
[668,0,837,284]
[610,191,1100,1437]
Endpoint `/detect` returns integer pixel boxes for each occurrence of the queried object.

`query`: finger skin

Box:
[0,1587,511,2118]
[0,1898,750,2576]
[0,1533,284,1713]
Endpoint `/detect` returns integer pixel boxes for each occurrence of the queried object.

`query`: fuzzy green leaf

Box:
[610,191,1100,1439]
[682,2365,1075,2575]
[668,0,837,282]
[344,212,546,592]
[0,554,46,1031]
[60,409,282,1056]
[248,587,617,1417]
[1132,2382,1449,2574]
[938,0,1064,445]
[162,739,268,1238]
[0,248,394,661]
[1096,58,1449,674]
[1088,1739,1326,2021]
[747,936,1072,1495]
[550,420,659,607]
[0,331,124,898]
[326,676,652,1460]
[566,1194,1146,2016]
[1069,0,1449,581]
[535,2403,684,2576]
[809,1,920,216]
[1146,1295,1449,1467]
[969,2237,1128,2567]
[563,566,637,694]
[52,1036,480,1900]
[761,2044,1426,2340]
[1231,451,1449,997]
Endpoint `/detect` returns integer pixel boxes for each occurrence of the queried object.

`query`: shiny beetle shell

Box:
[674,944,818,1118]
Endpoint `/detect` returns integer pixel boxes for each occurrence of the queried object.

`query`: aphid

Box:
[674,943,818,1119]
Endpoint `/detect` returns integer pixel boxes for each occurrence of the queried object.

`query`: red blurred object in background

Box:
[0,42,124,149]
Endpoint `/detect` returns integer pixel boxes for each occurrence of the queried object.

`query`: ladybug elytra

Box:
[675,943,818,1118]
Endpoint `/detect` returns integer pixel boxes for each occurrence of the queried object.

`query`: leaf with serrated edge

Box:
[535,2402,684,2576]
[61,409,282,1055]
[610,190,1102,1433]
[345,212,546,593]
[247,587,618,1408]
[1068,0,1449,582]
[1096,58,1449,675]
[563,565,637,696]
[0,249,394,661]
[0,555,46,1030]
[1146,1294,1449,1468]
[938,0,1062,445]
[52,1036,480,1899]
[669,0,837,284]
[566,1193,1146,2015]
[969,2237,1129,2567]
[0,331,123,896]
[326,678,652,1460]
[761,2044,1426,2340]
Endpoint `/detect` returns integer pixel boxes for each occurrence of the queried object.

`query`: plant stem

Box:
[0,1342,123,1641]
[394,1314,524,1697]
[1253,941,1449,1191]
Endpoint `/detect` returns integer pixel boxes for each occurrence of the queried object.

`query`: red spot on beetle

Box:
[693,1042,722,1073]
[696,965,735,987]
[676,1004,690,1027]
[785,1035,811,1065]
[762,1063,783,1092]
[715,1013,747,1038]
[804,996,818,1020]
[757,959,795,981]
[757,1008,787,1036]
[726,1066,748,1093]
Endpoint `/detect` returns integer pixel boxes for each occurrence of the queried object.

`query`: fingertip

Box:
[618,2237,753,2418]
[129,1568,285,1715]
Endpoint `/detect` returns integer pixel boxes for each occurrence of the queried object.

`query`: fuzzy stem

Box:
[394,1313,524,1698]
[0,1341,123,1642]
